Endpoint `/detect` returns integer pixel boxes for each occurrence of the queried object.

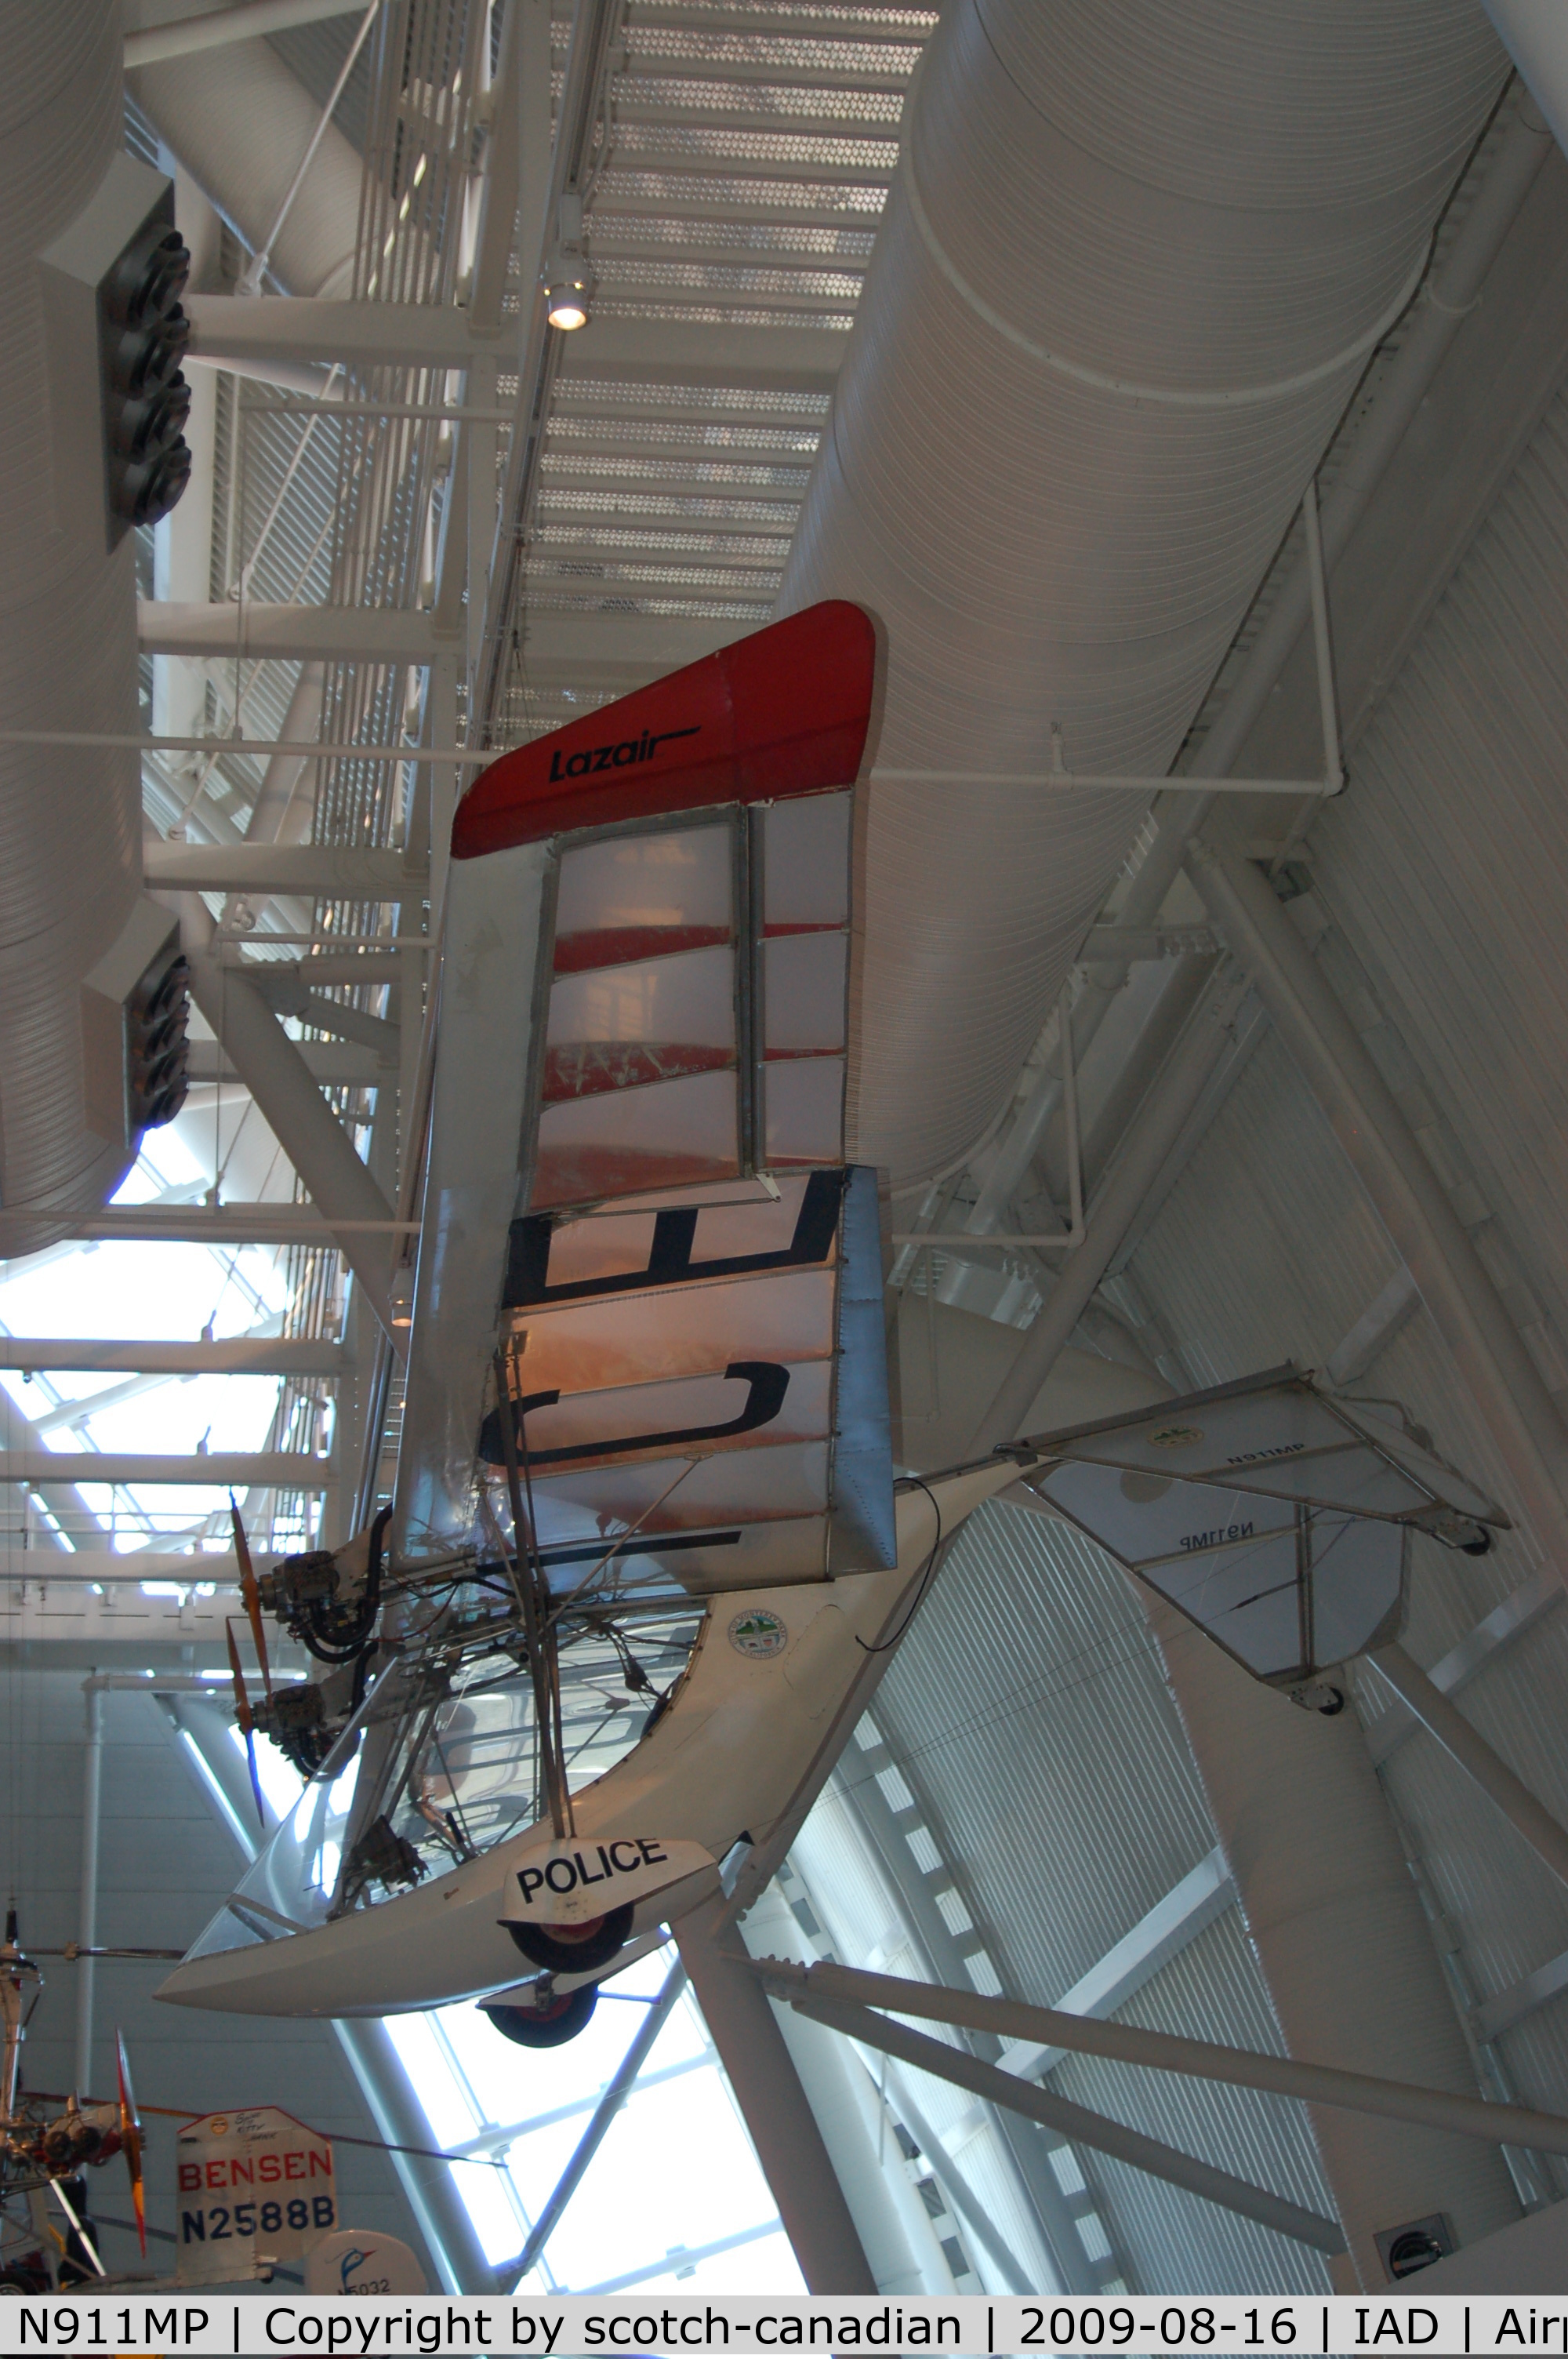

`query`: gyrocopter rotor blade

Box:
[48,2173,105,2278]
[229,1492,272,1700]
[225,1619,267,1830]
[115,2027,144,2257]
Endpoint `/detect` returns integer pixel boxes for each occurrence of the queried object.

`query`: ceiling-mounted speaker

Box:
[81,897,191,1149]
[38,153,193,553]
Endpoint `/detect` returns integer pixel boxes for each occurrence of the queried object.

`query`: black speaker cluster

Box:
[100,219,193,534]
[126,947,190,1132]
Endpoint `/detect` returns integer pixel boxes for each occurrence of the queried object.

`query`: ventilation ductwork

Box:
[0,2,157,1249]
[781,0,1506,1188]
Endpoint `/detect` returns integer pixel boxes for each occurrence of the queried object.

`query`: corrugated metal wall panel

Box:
[874,1501,1216,2008]
[833,1495,1349,2292]
[1047,1910,1331,2297]
[790,1788,1062,2291]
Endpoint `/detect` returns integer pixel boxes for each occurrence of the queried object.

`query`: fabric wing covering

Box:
[1018,1368,1508,1688]
[398,599,897,1599]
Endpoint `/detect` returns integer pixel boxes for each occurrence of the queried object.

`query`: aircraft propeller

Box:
[114,2029,143,2256]
[225,1496,271,1828]
[224,1622,267,1830]
[230,1494,274,1700]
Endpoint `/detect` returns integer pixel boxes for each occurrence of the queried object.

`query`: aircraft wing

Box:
[395,599,897,1598]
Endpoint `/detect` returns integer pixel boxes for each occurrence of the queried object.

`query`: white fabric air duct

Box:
[129,35,362,296]
[0,1,144,1239]
[781,0,1506,1188]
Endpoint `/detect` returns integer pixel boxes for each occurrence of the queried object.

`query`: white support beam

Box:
[125,0,365,67]
[22,1204,408,1246]
[136,608,736,697]
[34,1369,195,1434]
[0,1338,346,1376]
[187,1041,387,1087]
[162,1693,496,2290]
[994,1846,1236,2082]
[186,958,401,1338]
[674,1894,877,2295]
[1324,1269,1422,1387]
[0,1555,241,1583]
[147,841,425,896]
[1369,1641,1568,1891]
[0,1452,333,1485]
[0,1587,249,1656]
[1186,832,1568,1582]
[141,601,441,663]
[186,294,847,391]
[792,1987,1345,2256]
[1475,1945,1568,2046]
[757,1955,1568,2161]
[1366,1568,1563,1768]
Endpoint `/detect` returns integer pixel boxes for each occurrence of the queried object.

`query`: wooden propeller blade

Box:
[230,1492,272,1699]
[115,2028,145,2258]
[224,1620,252,1735]
[225,1623,267,1828]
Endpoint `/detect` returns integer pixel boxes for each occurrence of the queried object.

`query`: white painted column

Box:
[676,1893,878,2294]
[73,1680,103,2095]
[1147,1594,1521,2288]
[738,1884,963,2297]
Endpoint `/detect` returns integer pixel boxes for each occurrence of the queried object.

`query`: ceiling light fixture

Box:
[546,192,593,331]
[546,253,593,332]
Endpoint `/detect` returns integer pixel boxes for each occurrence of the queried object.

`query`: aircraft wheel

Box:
[482,1986,598,2048]
[506,1902,634,1975]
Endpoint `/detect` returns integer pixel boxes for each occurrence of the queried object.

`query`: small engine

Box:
[252,1664,358,1775]
[256,1507,390,1664]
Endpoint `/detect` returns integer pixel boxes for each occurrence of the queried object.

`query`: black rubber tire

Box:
[506,1902,634,1976]
[482,1986,599,2048]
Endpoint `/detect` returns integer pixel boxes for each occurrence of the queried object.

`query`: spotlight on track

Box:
[546,193,593,331]
[546,258,593,331]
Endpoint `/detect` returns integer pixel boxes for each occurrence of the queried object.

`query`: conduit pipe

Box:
[779,0,1506,1191]
[129,35,363,299]
[968,969,1248,1453]
[74,1681,103,2099]
[0,8,147,1252]
[1184,834,1568,1573]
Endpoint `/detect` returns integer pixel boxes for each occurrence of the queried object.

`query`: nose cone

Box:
[156,1859,523,2018]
